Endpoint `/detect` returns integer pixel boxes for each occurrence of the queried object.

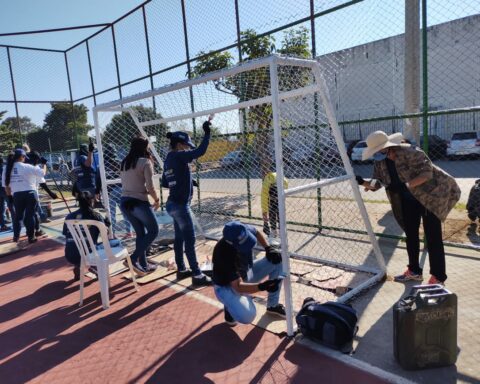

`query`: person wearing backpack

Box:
[212,221,285,326]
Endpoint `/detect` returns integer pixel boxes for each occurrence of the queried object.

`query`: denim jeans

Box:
[0,192,6,227]
[7,196,20,238]
[213,257,283,323]
[13,190,38,239]
[109,186,131,234]
[120,197,158,267]
[33,191,45,231]
[166,200,200,275]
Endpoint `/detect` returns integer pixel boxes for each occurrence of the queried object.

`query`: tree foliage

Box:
[26,103,91,152]
[3,116,39,134]
[0,123,23,155]
[0,111,23,154]
[191,27,310,175]
[102,105,168,154]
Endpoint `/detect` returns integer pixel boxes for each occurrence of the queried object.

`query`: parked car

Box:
[447,131,480,159]
[289,142,342,166]
[419,135,448,160]
[351,141,373,163]
[221,150,246,168]
[345,139,361,160]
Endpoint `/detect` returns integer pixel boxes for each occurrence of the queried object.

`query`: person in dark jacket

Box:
[467,179,480,223]
[0,158,10,232]
[72,141,97,197]
[161,118,212,286]
[63,191,110,281]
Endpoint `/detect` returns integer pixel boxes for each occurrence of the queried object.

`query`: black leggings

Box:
[401,195,447,281]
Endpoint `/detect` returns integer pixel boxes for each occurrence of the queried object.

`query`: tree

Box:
[0,123,23,154]
[3,116,39,134]
[102,105,168,157]
[31,103,91,152]
[192,27,310,176]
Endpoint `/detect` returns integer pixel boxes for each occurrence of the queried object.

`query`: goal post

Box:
[93,55,386,336]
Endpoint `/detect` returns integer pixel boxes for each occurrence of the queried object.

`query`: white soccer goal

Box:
[93,55,385,336]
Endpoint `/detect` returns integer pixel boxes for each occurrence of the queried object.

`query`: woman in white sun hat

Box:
[356,130,460,284]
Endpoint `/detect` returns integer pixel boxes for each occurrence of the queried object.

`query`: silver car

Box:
[447,131,480,159]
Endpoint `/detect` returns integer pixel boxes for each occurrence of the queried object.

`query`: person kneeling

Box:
[212,221,285,326]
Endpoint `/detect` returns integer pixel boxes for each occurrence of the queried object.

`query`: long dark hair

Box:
[121,137,151,171]
[77,191,95,217]
[5,152,22,187]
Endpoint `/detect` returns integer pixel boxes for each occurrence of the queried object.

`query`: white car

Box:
[351,141,373,162]
[447,131,480,159]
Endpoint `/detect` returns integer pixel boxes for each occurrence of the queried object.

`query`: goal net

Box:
[93,55,385,335]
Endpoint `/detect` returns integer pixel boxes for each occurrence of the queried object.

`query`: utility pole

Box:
[404,0,421,144]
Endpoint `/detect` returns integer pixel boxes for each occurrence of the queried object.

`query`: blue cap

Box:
[171,131,195,149]
[14,149,27,157]
[223,221,257,254]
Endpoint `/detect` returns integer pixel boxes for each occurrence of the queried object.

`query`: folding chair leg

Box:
[98,260,110,309]
[126,256,139,291]
[79,261,86,307]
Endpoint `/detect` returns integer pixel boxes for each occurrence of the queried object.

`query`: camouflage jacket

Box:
[372,145,461,222]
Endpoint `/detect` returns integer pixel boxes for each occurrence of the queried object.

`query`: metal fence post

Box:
[86,41,97,106]
[181,0,201,211]
[310,0,322,231]
[64,51,79,148]
[6,47,21,137]
[421,0,429,154]
[142,4,164,209]
[111,25,123,100]
[235,0,253,219]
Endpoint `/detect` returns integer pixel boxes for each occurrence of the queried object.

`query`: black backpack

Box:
[296,298,358,352]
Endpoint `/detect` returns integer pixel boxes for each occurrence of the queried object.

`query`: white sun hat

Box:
[362,131,404,160]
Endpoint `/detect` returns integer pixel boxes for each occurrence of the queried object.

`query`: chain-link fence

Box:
[1,0,480,249]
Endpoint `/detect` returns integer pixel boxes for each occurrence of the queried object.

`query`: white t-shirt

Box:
[36,165,46,185]
[6,162,45,194]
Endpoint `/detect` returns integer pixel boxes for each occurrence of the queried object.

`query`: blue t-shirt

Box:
[162,134,210,204]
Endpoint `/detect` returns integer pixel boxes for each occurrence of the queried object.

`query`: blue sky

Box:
[0,0,479,127]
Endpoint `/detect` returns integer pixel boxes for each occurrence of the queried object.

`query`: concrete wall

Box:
[314,14,480,141]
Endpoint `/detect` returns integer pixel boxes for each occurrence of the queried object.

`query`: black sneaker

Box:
[0,225,10,232]
[266,304,286,318]
[192,274,212,286]
[176,268,193,280]
[13,237,19,243]
[35,230,47,237]
[41,218,52,223]
[131,262,148,277]
[224,308,238,326]
[73,266,80,281]
[28,237,38,244]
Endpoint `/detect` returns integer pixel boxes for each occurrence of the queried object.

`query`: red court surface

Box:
[0,237,387,384]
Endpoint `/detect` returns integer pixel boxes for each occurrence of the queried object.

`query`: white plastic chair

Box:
[65,219,139,309]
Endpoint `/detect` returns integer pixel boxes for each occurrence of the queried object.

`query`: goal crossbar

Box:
[93,55,317,113]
